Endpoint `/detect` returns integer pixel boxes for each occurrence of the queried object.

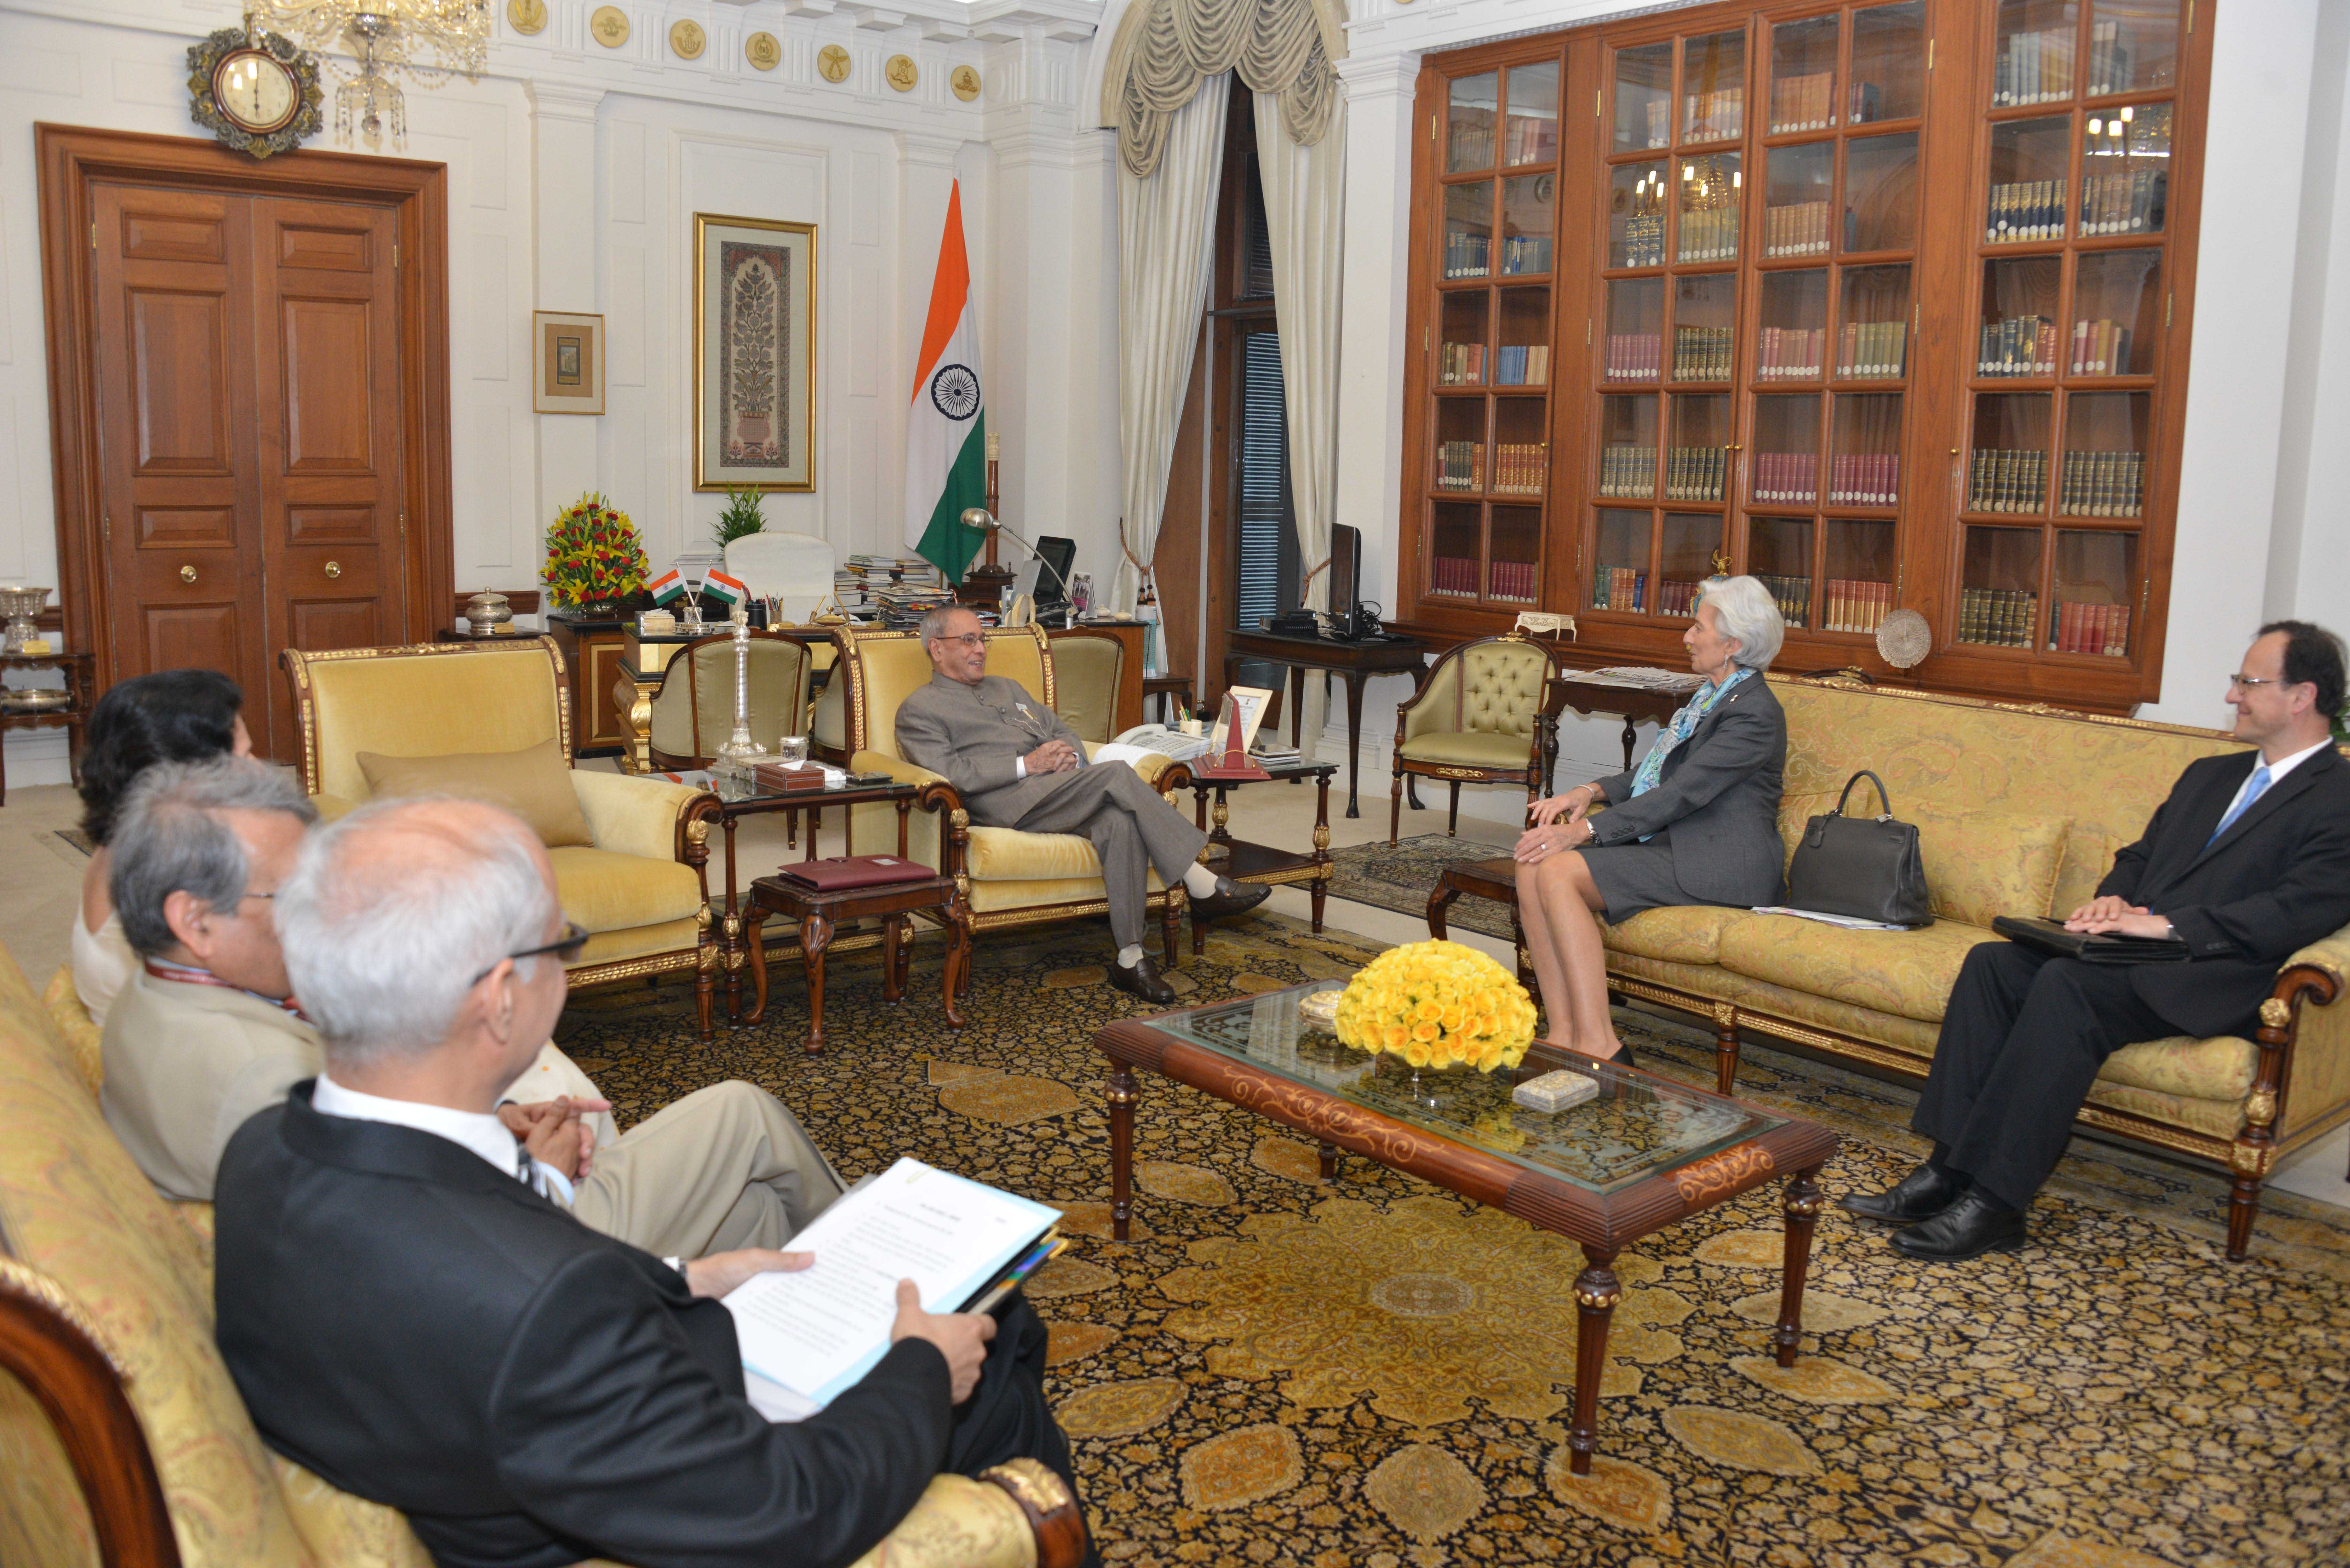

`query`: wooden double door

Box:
[41,125,454,762]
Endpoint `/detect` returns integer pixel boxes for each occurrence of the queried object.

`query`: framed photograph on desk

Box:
[694,213,816,492]
[1225,684,1274,750]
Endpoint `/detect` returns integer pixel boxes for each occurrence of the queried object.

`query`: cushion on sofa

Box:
[965,825,1103,882]
[2097,1033,2259,1103]
[546,846,703,933]
[358,738,595,848]
[1776,791,2068,926]
[1603,905,1748,965]
[1716,914,2005,1025]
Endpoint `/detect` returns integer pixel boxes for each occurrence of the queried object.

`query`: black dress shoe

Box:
[1840,1163,1965,1224]
[1107,952,1177,1005]
[1889,1192,2027,1260]
[1187,878,1271,922]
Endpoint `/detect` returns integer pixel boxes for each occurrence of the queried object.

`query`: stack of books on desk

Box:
[1251,739,1302,765]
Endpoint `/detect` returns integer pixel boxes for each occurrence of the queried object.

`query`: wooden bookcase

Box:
[1396,0,2210,710]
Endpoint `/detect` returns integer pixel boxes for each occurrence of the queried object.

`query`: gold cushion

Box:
[965,826,1104,882]
[967,871,1167,914]
[2097,1033,2259,1103]
[358,739,595,848]
[290,641,569,807]
[1777,791,2068,926]
[40,964,103,1099]
[1603,906,1748,965]
[1716,914,2005,1025]
[1050,635,1124,744]
[1397,731,1536,770]
[547,847,703,934]
[273,1457,434,1568]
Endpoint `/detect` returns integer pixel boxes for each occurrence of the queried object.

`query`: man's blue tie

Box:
[2208,762,2272,847]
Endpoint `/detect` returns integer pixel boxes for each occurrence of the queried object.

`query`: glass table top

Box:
[1152,982,1783,1194]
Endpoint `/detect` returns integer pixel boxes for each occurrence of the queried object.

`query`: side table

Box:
[1222,627,1428,818]
[1160,757,1338,953]
[1143,673,1194,725]
[1541,674,1690,783]
[0,650,96,806]
[742,867,968,1054]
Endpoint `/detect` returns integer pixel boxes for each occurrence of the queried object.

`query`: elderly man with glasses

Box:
[896,603,1267,1003]
[1843,621,2350,1259]
[102,764,838,1263]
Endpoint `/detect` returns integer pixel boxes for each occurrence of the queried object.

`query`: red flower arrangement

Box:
[542,492,648,607]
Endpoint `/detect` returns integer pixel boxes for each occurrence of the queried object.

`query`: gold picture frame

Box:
[693,213,816,492]
[532,310,604,415]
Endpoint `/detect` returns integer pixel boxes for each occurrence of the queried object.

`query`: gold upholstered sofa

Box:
[835,624,1188,973]
[0,946,1083,1568]
[281,638,729,1028]
[1584,675,2350,1260]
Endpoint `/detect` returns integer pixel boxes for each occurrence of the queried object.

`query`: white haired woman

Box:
[1513,575,1790,1064]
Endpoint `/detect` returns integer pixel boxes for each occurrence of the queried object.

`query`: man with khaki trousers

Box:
[895,604,1268,1003]
[99,758,840,1255]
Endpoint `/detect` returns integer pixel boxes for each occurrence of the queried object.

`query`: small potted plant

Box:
[542,492,648,616]
[713,484,767,551]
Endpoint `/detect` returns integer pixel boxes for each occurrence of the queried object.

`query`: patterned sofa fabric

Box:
[1714,915,2005,1026]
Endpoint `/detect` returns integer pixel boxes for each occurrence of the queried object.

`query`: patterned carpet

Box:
[557,911,2350,1568]
[1329,833,1517,939]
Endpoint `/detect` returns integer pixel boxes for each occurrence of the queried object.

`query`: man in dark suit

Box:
[215,796,1091,1568]
[1844,621,2350,1260]
[895,604,1266,1003]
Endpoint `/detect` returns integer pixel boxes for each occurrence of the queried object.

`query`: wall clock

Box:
[186,27,322,160]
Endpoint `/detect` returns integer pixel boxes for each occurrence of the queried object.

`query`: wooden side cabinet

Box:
[546,611,631,759]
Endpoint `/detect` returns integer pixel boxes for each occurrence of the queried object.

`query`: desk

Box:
[1541,674,1690,785]
[1223,628,1428,818]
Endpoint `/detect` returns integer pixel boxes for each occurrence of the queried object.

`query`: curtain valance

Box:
[1100,0,1348,177]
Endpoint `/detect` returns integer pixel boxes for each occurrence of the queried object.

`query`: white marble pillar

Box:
[527,83,605,532]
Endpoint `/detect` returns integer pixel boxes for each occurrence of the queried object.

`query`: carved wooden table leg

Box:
[1107,1063,1139,1241]
[1318,1141,1339,1182]
[882,915,904,1005]
[941,905,969,1029]
[740,902,773,1025]
[1774,1165,1824,1368]
[1568,1248,1621,1475]
[798,911,833,1056]
[1711,1002,1741,1095]
[1310,773,1331,933]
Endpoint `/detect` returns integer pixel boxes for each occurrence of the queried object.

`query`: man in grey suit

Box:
[897,605,1267,1002]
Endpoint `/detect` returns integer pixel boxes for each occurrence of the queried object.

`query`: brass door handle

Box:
[324,560,343,579]
[179,564,197,583]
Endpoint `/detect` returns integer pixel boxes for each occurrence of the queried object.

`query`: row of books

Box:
[1820,578,1894,634]
[2051,599,2132,656]
[1991,26,2076,106]
[1674,325,1735,381]
[1771,71,1836,133]
[1969,449,2051,513]
[1978,315,2060,377]
[1763,201,1833,257]
[1753,452,1821,504]
[1638,97,1672,150]
[1500,116,1556,166]
[1605,331,1664,381]
[1488,560,1540,602]
[839,554,942,615]
[1447,120,1496,170]
[1493,344,1550,385]
[1685,87,1743,143]
[1490,442,1548,495]
[1654,577,1705,616]
[1499,235,1553,274]
[2057,450,2147,517]
[1597,444,1657,498]
[1618,214,1666,269]
[1826,453,1901,507]
[1443,231,1492,279]
[1427,555,1481,597]
[2080,170,2167,236]
[1662,445,1726,501]
[1678,206,1739,263]
[1590,566,1650,611]
[2070,319,2136,376]
[2086,19,2149,98]
[1958,588,2042,648]
[1755,573,1813,626]
[1986,180,2069,243]
[1756,326,1826,381]
[1839,320,1908,379]
[1434,440,1484,491]
[1437,343,1486,385]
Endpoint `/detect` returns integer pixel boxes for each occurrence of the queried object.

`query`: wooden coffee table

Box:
[1094,984,1839,1474]
[743,868,968,1055]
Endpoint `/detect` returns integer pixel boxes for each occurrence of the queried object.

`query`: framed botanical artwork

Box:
[693,213,815,492]
[532,310,604,415]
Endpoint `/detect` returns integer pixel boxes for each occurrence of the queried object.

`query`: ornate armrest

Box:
[1395,664,1460,745]
[2248,923,2350,1147]
[570,771,716,863]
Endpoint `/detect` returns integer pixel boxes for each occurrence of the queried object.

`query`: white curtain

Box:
[1253,90,1344,756]
[1114,74,1231,613]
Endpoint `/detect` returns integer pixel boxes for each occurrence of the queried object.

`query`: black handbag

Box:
[1784,770,1933,927]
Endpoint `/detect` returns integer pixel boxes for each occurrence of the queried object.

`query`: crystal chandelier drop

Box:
[245,1,490,150]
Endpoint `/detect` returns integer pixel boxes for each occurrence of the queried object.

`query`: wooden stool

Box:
[1425,857,1534,989]
[743,870,968,1054]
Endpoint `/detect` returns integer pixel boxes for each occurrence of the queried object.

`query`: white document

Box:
[1095,724,1212,767]
[1750,905,1911,931]
[721,1157,1058,1418]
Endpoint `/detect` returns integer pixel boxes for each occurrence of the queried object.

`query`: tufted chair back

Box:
[1454,639,1552,737]
[648,633,813,765]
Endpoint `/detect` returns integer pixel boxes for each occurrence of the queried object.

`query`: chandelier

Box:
[244,0,489,149]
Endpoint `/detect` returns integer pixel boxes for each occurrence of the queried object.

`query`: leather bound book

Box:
[778,854,937,892]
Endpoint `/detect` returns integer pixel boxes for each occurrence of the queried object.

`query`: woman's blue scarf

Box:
[1629,667,1751,798]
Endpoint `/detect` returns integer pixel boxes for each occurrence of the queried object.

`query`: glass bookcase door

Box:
[1683,29,1747,144]
[1434,399,1487,494]
[1429,503,1483,601]
[1987,116,2073,244]
[1830,393,1903,508]
[1502,175,1557,275]
[1752,396,1823,507]
[2081,102,2169,237]
[1449,72,1499,171]
[1968,393,2053,514]
[1599,396,1660,500]
[1749,516,1815,627]
[1764,142,1835,258]
[1505,61,1561,166]
[1758,268,1828,382]
[1593,509,1655,612]
[1849,2,1927,124]
[1673,275,1737,382]
[1824,518,1899,632]
[1615,42,1674,153]
[2058,390,2148,517]
[1445,183,1495,279]
[1660,514,1723,617]
[1438,292,1490,386]
[1843,131,1919,254]
[1994,1,2082,108]
[1677,154,1742,262]
[1610,163,1670,268]
[1668,395,1731,503]
[1958,524,2045,648]
[1489,507,1543,603]
[1837,264,1910,380]
[2071,248,2161,376]
[2051,528,2138,655]
[2088,0,2179,98]
[1605,279,1664,383]
[1492,397,1549,498]
[1496,288,1552,386]
[1769,14,1839,132]
[1979,256,2062,377]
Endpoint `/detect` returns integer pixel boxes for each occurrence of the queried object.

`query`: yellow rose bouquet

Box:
[1331,940,1538,1074]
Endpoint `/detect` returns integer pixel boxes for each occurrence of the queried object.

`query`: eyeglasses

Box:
[2227,674,2286,692]
[471,919,589,986]
[933,632,987,649]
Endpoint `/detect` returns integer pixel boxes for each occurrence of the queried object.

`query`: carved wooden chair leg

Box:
[1161,894,1182,969]
[1426,877,1459,939]
[1447,780,1461,836]
[1390,768,1403,847]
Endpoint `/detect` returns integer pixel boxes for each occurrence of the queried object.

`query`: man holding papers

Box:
[215,797,1088,1568]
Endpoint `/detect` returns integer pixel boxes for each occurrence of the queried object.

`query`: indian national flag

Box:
[905,181,987,582]
[646,567,687,606]
[703,569,748,611]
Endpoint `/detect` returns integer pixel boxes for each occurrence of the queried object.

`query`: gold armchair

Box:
[642,631,815,770]
[1389,633,1563,845]
[281,638,726,1030]
[836,625,1186,980]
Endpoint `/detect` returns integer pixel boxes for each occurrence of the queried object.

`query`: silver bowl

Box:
[0,688,72,713]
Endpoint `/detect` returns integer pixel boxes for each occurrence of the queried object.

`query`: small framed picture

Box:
[533,310,605,415]
[1223,685,1276,751]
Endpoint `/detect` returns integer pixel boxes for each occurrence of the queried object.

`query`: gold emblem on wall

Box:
[589,6,629,47]
[951,64,981,102]
[746,31,781,71]
[884,53,918,92]
[505,0,547,35]
[668,19,705,58]
[816,44,852,83]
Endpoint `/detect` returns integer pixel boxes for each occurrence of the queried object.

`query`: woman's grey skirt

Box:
[1581,832,1703,923]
